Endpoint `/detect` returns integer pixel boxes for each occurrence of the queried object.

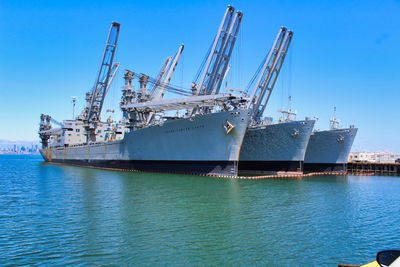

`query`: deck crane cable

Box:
[244,53,269,94]
[180,52,184,87]
[110,45,120,116]
[232,25,241,91]
[128,71,193,96]
[244,27,293,122]
[194,6,236,96]
[288,40,293,106]
[155,44,185,100]
[149,56,172,97]
[256,30,293,119]
[193,41,213,84]
[154,80,192,96]
[238,23,242,90]
[210,10,242,95]
[280,41,293,112]
[245,27,291,103]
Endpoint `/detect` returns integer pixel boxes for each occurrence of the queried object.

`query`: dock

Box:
[347,162,400,175]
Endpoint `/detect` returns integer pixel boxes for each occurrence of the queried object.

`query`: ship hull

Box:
[304,127,358,172]
[239,120,315,172]
[303,162,347,172]
[46,159,237,175]
[40,109,250,176]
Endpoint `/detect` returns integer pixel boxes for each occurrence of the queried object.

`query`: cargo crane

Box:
[153,44,184,100]
[146,44,184,124]
[150,56,172,97]
[38,115,65,147]
[120,44,185,105]
[208,11,242,95]
[83,63,120,118]
[192,5,239,96]
[84,22,120,142]
[120,44,186,128]
[39,114,52,148]
[246,27,293,124]
[104,63,120,99]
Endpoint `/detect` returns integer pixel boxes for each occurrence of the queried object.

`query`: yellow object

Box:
[224,120,235,134]
[361,260,379,267]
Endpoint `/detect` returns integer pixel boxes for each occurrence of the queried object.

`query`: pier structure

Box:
[347,162,400,175]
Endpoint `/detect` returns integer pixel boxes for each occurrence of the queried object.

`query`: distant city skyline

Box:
[1,0,399,152]
[0,139,40,154]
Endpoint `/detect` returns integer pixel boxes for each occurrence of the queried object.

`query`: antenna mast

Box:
[71,96,77,119]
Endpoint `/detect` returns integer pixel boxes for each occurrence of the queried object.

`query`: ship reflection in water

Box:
[1,155,400,266]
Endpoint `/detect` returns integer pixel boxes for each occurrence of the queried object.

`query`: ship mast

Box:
[278,96,297,122]
[330,106,340,129]
[71,96,77,119]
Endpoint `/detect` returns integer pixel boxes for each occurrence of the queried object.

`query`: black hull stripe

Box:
[303,163,347,172]
[44,160,372,179]
[239,161,304,172]
[49,159,238,176]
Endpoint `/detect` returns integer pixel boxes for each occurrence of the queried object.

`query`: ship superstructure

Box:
[39,7,251,176]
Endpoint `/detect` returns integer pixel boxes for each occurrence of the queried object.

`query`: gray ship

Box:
[304,116,358,172]
[235,27,314,172]
[39,7,252,176]
[240,118,315,172]
[40,107,250,176]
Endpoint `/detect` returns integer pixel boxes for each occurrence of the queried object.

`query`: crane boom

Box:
[86,22,120,125]
[246,27,293,123]
[247,27,286,111]
[104,63,120,97]
[145,44,185,125]
[256,31,293,118]
[50,117,64,128]
[193,5,235,95]
[210,10,242,95]
[150,56,172,97]
[153,44,184,100]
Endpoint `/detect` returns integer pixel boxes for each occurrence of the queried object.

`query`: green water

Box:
[1,155,399,266]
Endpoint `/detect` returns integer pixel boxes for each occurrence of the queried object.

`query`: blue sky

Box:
[0,0,399,152]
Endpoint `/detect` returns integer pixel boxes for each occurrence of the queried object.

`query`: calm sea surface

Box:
[1,155,399,266]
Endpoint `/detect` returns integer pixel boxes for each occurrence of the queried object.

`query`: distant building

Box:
[349,152,400,163]
[0,141,40,155]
